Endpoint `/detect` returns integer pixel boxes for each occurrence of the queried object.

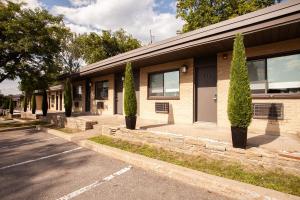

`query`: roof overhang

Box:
[74,1,300,78]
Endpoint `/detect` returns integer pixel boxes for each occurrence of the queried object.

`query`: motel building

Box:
[43,1,300,136]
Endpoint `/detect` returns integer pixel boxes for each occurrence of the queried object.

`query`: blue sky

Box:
[1,0,183,95]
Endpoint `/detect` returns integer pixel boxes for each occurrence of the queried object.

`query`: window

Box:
[73,85,82,100]
[247,53,300,94]
[149,70,179,98]
[95,80,109,100]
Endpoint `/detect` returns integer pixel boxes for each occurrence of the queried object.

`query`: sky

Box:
[0,0,184,95]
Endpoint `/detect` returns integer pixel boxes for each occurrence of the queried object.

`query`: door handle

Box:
[213,94,217,101]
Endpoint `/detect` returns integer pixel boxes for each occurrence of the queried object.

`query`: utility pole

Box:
[149,29,155,44]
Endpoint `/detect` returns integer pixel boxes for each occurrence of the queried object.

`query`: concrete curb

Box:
[0,125,36,132]
[79,140,300,200]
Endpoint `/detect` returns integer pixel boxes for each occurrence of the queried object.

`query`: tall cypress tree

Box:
[42,90,48,116]
[9,97,13,115]
[227,33,252,128]
[31,94,36,114]
[23,92,27,112]
[124,62,137,117]
[64,78,72,117]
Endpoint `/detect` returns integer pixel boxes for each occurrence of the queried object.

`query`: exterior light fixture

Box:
[223,53,228,60]
[181,65,188,73]
[122,76,125,81]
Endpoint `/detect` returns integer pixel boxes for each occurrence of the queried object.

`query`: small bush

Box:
[31,94,36,114]
[124,62,137,116]
[227,33,252,128]
[42,90,48,116]
[64,78,72,117]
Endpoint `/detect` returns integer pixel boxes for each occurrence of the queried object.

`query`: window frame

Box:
[247,51,300,99]
[147,69,180,100]
[73,84,82,100]
[95,80,109,100]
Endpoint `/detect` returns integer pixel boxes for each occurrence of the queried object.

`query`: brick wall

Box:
[91,74,115,115]
[217,38,300,134]
[139,58,194,124]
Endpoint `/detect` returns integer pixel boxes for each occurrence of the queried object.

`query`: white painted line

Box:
[57,165,132,200]
[0,137,59,150]
[0,147,82,170]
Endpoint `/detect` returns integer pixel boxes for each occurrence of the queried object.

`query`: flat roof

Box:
[79,0,300,76]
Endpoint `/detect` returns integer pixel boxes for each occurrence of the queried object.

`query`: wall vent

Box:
[155,102,169,113]
[252,103,283,120]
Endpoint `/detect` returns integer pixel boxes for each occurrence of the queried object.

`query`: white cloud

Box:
[10,0,43,9]
[51,0,184,44]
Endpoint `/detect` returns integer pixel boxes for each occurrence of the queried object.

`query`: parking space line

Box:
[57,165,132,200]
[0,137,59,150]
[0,147,82,170]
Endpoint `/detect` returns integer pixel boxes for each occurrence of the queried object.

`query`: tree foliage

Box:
[227,34,252,128]
[75,29,141,64]
[64,78,72,117]
[31,94,36,114]
[0,1,69,83]
[124,62,137,117]
[42,90,48,116]
[176,0,275,33]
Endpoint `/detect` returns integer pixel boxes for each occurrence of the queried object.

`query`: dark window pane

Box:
[149,73,163,96]
[267,54,300,93]
[95,81,108,100]
[164,71,179,96]
[247,60,266,93]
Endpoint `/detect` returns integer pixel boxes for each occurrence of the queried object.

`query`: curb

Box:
[79,139,300,200]
[0,125,36,132]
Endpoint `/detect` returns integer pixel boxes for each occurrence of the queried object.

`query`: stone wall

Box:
[101,125,300,175]
[21,111,37,119]
[217,38,300,135]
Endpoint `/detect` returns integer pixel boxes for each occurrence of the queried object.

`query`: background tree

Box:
[31,94,36,114]
[0,1,69,83]
[176,0,275,33]
[9,97,13,115]
[64,78,72,117]
[227,34,252,128]
[76,29,141,64]
[42,90,48,116]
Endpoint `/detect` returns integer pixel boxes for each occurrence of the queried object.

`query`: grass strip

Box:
[90,135,300,196]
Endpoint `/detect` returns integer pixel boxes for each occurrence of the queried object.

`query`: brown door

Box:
[195,56,217,122]
[115,73,123,114]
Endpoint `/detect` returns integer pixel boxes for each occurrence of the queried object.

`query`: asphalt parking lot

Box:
[0,129,232,200]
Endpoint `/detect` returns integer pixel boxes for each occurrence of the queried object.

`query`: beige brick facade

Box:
[217,38,300,134]
[139,59,194,124]
[90,74,115,115]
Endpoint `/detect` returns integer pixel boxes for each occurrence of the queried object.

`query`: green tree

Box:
[64,78,72,117]
[227,34,252,128]
[31,94,36,114]
[42,90,48,116]
[124,62,137,117]
[0,1,69,83]
[176,0,275,33]
[76,29,141,64]
[9,97,13,115]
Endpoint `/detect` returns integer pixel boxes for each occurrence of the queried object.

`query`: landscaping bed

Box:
[0,120,49,129]
[90,135,300,196]
[54,127,82,134]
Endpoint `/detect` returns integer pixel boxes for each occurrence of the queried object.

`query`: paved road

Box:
[0,129,232,200]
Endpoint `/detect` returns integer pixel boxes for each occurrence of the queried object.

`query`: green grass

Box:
[90,135,300,196]
[0,120,49,129]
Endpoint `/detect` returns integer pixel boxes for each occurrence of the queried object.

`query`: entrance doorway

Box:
[195,56,217,123]
[115,73,123,115]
